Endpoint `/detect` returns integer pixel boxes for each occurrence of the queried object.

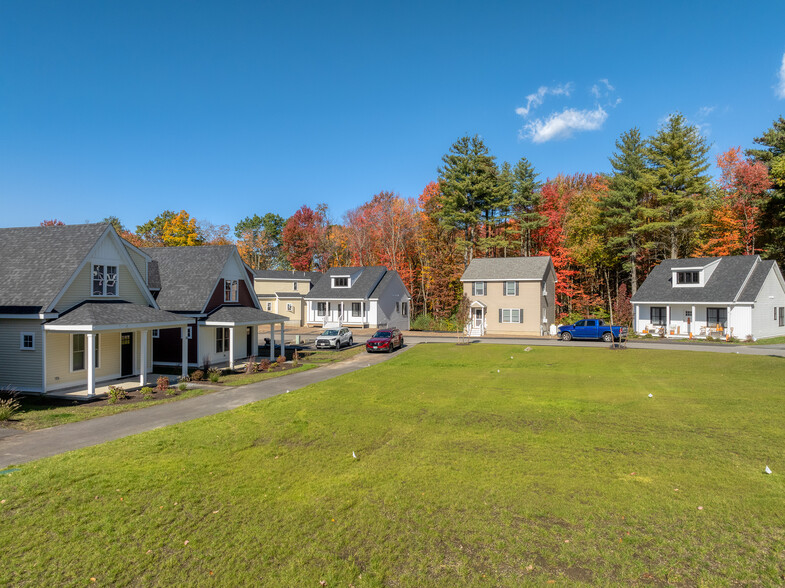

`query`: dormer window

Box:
[224,279,238,302]
[677,271,699,284]
[92,264,118,296]
[333,277,349,288]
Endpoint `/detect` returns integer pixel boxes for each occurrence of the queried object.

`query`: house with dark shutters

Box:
[252,269,323,326]
[631,255,785,340]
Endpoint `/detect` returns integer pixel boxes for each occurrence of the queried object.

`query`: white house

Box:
[631,255,785,340]
[304,266,410,330]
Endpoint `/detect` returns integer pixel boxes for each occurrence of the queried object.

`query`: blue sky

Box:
[2,1,785,231]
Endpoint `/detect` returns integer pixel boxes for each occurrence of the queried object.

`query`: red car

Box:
[365,328,404,353]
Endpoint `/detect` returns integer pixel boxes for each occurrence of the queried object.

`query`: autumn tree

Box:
[136,210,203,246]
[601,128,649,294]
[102,216,125,233]
[642,113,711,258]
[234,213,286,269]
[40,219,65,226]
[436,135,500,265]
[281,204,330,271]
[198,220,233,246]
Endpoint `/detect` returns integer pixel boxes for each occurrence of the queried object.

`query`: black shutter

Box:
[519,309,524,323]
[498,309,502,323]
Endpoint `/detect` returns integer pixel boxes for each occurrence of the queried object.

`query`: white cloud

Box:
[697,106,715,117]
[777,52,785,99]
[522,106,608,143]
[515,83,572,117]
[591,78,615,98]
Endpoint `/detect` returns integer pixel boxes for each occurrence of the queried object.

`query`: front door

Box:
[246,327,253,356]
[121,332,133,376]
[473,308,483,329]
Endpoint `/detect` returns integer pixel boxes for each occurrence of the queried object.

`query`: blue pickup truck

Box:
[557,319,627,342]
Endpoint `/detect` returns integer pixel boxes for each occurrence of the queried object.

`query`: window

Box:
[152,329,160,338]
[650,307,666,326]
[542,283,547,296]
[504,281,518,296]
[187,326,193,339]
[266,302,272,311]
[401,301,408,317]
[706,308,727,328]
[500,308,523,323]
[775,307,778,321]
[333,277,349,287]
[293,281,298,290]
[20,332,35,350]
[780,307,784,327]
[472,282,486,296]
[396,301,400,312]
[224,280,239,302]
[351,302,362,317]
[72,334,85,371]
[677,271,700,284]
[91,264,118,296]
[316,302,326,317]
[216,328,229,353]
[287,303,294,312]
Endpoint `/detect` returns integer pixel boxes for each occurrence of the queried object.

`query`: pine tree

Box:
[602,128,648,294]
[436,135,499,265]
[642,113,711,258]
[510,156,544,256]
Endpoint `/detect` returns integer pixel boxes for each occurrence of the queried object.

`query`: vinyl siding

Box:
[46,331,123,390]
[464,280,544,335]
[0,319,43,391]
[751,267,785,339]
[127,248,147,283]
[55,264,149,312]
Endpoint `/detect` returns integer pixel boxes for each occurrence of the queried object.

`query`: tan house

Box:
[460,256,556,336]
[252,270,323,326]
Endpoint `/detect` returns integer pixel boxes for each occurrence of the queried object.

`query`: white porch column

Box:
[228,327,235,369]
[269,324,275,360]
[727,306,732,338]
[691,305,696,336]
[666,306,671,336]
[181,326,188,379]
[140,329,148,387]
[86,332,95,397]
[634,305,640,333]
[280,323,285,359]
[41,324,47,394]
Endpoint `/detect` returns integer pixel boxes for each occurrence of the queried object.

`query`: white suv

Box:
[315,326,353,349]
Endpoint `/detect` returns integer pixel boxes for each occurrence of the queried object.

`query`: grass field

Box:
[1,344,784,586]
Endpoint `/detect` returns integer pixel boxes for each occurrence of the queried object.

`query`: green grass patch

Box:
[2,388,209,432]
[1,344,784,585]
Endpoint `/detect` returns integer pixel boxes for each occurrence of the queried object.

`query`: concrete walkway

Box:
[3,336,785,469]
[0,348,396,469]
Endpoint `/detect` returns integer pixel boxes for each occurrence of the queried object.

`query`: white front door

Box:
[473,308,483,328]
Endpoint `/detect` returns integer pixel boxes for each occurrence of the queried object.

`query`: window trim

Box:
[20,332,35,351]
[216,327,230,353]
[316,302,326,317]
[91,263,119,297]
[187,326,193,339]
[401,301,408,317]
[780,307,784,328]
[351,302,362,317]
[224,279,239,303]
[287,303,295,313]
[504,281,518,296]
[499,308,523,323]
[472,281,486,296]
[332,276,350,288]
[706,307,728,328]
[293,281,298,290]
[152,329,160,338]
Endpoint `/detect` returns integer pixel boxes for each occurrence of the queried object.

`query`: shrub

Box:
[178,382,188,392]
[292,350,300,367]
[259,359,271,372]
[276,355,286,367]
[156,376,170,392]
[190,369,204,381]
[746,334,755,343]
[108,385,128,404]
[245,356,258,374]
[178,374,190,383]
[140,387,155,400]
[208,368,221,383]
[0,387,20,421]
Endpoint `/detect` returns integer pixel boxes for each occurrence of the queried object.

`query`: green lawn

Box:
[1,344,784,585]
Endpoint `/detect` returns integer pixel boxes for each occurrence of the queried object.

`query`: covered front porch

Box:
[634,303,750,339]
[43,302,190,397]
[467,300,486,336]
[204,306,287,369]
[306,300,371,327]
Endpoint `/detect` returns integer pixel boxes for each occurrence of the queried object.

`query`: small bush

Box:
[705,335,714,341]
[108,386,128,404]
[746,334,755,343]
[140,387,155,400]
[156,376,170,392]
[178,375,190,383]
[208,368,221,383]
[245,356,258,374]
[276,355,286,368]
[0,387,20,421]
[259,359,271,372]
[190,369,204,381]
[178,382,188,392]
[292,350,300,367]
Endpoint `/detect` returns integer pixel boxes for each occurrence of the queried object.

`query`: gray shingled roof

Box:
[738,260,777,302]
[253,269,323,283]
[305,266,387,300]
[143,246,236,312]
[204,305,286,325]
[46,301,188,328]
[0,223,109,313]
[370,269,410,299]
[631,256,764,303]
[460,256,553,281]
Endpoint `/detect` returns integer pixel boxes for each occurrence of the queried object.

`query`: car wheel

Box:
[388,342,394,353]
[561,332,572,341]
[336,340,341,349]
[349,338,353,346]
[400,337,404,348]
[602,332,613,343]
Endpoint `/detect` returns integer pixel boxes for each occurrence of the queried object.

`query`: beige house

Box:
[252,270,322,326]
[460,256,556,337]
